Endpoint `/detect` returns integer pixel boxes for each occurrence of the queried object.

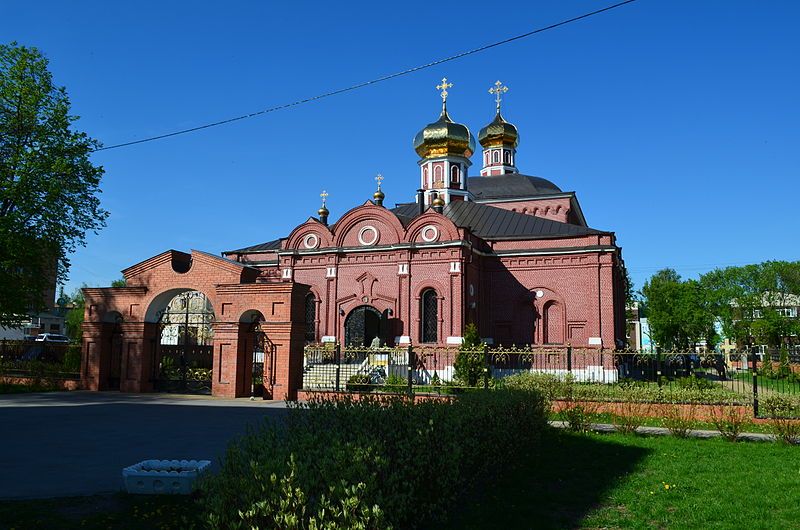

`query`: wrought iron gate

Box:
[251,320,275,399]
[153,291,214,394]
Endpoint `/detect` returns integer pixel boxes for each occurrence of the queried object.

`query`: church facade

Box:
[81,80,627,399]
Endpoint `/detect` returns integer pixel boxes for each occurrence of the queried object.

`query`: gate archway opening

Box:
[344,305,387,347]
[240,310,275,399]
[151,290,215,394]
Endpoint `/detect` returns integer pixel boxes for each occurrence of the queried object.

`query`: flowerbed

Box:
[200,389,548,529]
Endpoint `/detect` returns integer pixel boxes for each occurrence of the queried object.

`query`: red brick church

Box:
[81,80,627,399]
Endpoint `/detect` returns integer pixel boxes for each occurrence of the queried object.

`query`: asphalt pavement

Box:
[0,391,287,499]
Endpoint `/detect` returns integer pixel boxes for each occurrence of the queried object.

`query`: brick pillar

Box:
[211,322,240,398]
[119,322,154,393]
[262,321,306,401]
[81,322,106,391]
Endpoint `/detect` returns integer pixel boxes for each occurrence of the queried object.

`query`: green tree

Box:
[641,269,716,350]
[0,42,107,326]
[701,261,800,350]
[454,323,484,386]
[64,285,85,342]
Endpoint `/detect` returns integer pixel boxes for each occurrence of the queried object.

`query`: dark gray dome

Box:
[468,173,562,200]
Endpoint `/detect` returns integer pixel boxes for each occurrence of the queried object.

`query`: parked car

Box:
[34,333,70,344]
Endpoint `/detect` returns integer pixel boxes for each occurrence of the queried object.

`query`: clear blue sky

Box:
[3,0,799,297]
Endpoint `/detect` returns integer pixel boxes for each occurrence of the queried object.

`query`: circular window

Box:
[421,225,439,243]
[536,290,544,299]
[303,233,319,249]
[358,226,379,246]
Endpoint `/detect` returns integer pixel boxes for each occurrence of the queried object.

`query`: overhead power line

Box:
[93,0,639,152]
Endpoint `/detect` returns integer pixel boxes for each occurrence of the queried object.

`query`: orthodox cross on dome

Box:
[320,190,328,208]
[375,173,383,191]
[488,80,509,112]
[436,77,453,111]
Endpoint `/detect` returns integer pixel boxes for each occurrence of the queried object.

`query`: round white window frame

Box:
[420,225,439,243]
[303,233,319,249]
[358,226,379,246]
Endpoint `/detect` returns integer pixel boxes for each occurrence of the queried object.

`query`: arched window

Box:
[484,152,489,165]
[423,166,429,186]
[492,150,500,163]
[304,294,316,343]
[450,165,460,183]
[504,150,511,164]
[434,165,443,184]
[420,289,438,343]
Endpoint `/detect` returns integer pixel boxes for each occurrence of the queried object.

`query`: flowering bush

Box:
[200,389,549,529]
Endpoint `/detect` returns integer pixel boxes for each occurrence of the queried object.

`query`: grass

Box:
[3,429,798,529]
[0,493,199,529]
[733,371,800,395]
[448,429,800,529]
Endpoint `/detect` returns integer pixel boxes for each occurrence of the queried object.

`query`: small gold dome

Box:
[413,107,475,159]
[478,111,519,149]
[431,195,445,208]
[373,189,385,201]
[318,205,329,217]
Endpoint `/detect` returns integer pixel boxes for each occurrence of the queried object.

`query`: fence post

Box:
[407,344,414,395]
[656,349,663,387]
[334,343,341,392]
[483,343,490,390]
[567,344,573,374]
[750,346,759,418]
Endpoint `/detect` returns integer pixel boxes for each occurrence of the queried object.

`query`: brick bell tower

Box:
[412,78,475,207]
[478,80,519,176]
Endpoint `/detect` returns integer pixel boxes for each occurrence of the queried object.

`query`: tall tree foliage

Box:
[0,42,107,326]
[641,269,716,350]
[701,261,800,349]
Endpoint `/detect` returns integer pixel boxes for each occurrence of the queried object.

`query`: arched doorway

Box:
[240,310,275,400]
[153,290,215,393]
[344,305,384,347]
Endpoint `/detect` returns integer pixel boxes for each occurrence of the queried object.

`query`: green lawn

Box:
[448,429,800,529]
[3,429,798,529]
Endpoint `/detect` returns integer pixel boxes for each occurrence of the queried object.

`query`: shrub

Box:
[709,401,749,442]
[346,373,372,392]
[200,389,549,529]
[676,375,715,391]
[560,401,599,433]
[62,345,82,372]
[611,399,651,435]
[760,395,800,445]
[453,324,485,387]
[382,373,406,392]
[661,402,697,438]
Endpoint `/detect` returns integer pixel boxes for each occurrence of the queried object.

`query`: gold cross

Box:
[375,173,383,190]
[488,80,509,112]
[436,77,453,103]
[320,190,328,207]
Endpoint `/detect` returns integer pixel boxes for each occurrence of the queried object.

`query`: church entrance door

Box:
[344,305,384,347]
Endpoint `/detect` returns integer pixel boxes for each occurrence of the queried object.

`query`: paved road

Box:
[0,391,288,499]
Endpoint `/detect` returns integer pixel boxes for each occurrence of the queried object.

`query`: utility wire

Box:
[94,0,638,152]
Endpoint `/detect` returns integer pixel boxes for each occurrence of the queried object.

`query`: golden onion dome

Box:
[373,189,385,201]
[413,107,475,159]
[431,195,445,208]
[478,111,519,149]
[318,205,329,217]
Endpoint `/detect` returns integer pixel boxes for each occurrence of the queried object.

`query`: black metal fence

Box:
[302,345,800,417]
[0,339,79,382]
